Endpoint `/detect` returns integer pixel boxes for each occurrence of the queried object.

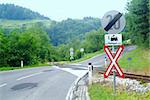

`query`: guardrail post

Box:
[88,63,93,85]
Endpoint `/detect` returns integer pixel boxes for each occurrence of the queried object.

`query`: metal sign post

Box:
[80,48,84,58]
[104,56,107,68]
[102,10,126,96]
[70,48,74,61]
[112,45,116,95]
[113,68,116,95]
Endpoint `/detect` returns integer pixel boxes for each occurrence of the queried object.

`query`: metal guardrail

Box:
[66,71,88,100]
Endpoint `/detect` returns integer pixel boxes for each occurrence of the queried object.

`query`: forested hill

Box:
[0,4,101,46]
[47,17,101,45]
[0,17,101,46]
[0,4,49,20]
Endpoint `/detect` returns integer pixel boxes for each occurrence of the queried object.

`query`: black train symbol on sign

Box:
[111,35,118,41]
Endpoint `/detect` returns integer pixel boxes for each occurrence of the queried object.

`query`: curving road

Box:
[0,45,136,100]
[79,45,136,67]
[0,67,77,100]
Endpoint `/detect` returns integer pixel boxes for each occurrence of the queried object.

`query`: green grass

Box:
[0,63,51,71]
[88,83,150,100]
[55,50,104,65]
[0,19,52,29]
[119,47,150,70]
[72,50,104,63]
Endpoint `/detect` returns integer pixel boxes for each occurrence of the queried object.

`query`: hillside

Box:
[47,17,101,45]
[0,4,101,46]
[0,4,49,20]
[0,18,101,46]
[0,19,53,29]
[119,47,150,71]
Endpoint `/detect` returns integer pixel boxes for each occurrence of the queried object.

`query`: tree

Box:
[46,18,101,46]
[0,29,8,66]
[0,27,52,67]
[0,4,49,20]
[126,0,149,47]
[82,29,104,53]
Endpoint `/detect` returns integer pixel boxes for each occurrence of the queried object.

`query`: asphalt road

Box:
[79,45,136,67]
[0,67,77,100]
[0,45,136,100]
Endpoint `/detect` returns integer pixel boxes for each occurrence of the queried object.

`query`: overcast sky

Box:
[0,0,129,21]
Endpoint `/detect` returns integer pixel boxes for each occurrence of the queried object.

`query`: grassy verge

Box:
[0,63,50,71]
[49,49,104,64]
[119,47,150,70]
[88,83,150,100]
[57,50,104,64]
[0,19,52,29]
[72,50,104,63]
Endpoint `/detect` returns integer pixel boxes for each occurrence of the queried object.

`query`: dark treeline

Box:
[0,4,49,20]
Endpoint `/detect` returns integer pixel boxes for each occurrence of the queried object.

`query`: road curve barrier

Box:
[66,71,88,100]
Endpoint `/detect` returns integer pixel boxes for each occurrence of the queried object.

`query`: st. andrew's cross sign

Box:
[104,45,124,78]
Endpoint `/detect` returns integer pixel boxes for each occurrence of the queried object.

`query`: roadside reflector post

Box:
[88,63,92,85]
[21,60,23,68]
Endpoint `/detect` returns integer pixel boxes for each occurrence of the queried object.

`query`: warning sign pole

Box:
[112,45,116,95]
[102,10,126,96]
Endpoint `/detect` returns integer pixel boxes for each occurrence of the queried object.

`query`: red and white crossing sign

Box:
[104,45,124,78]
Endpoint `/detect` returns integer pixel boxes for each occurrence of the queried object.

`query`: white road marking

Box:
[0,83,7,88]
[53,66,60,69]
[17,72,43,81]
[69,64,82,66]
[60,67,88,77]
[54,65,88,77]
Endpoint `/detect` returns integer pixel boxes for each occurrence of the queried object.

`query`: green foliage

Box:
[82,29,104,53]
[52,29,104,61]
[0,18,103,64]
[0,4,104,64]
[126,0,149,47]
[0,27,52,67]
[46,17,101,46]
[0,4,49,20]
[0,17,101,47]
